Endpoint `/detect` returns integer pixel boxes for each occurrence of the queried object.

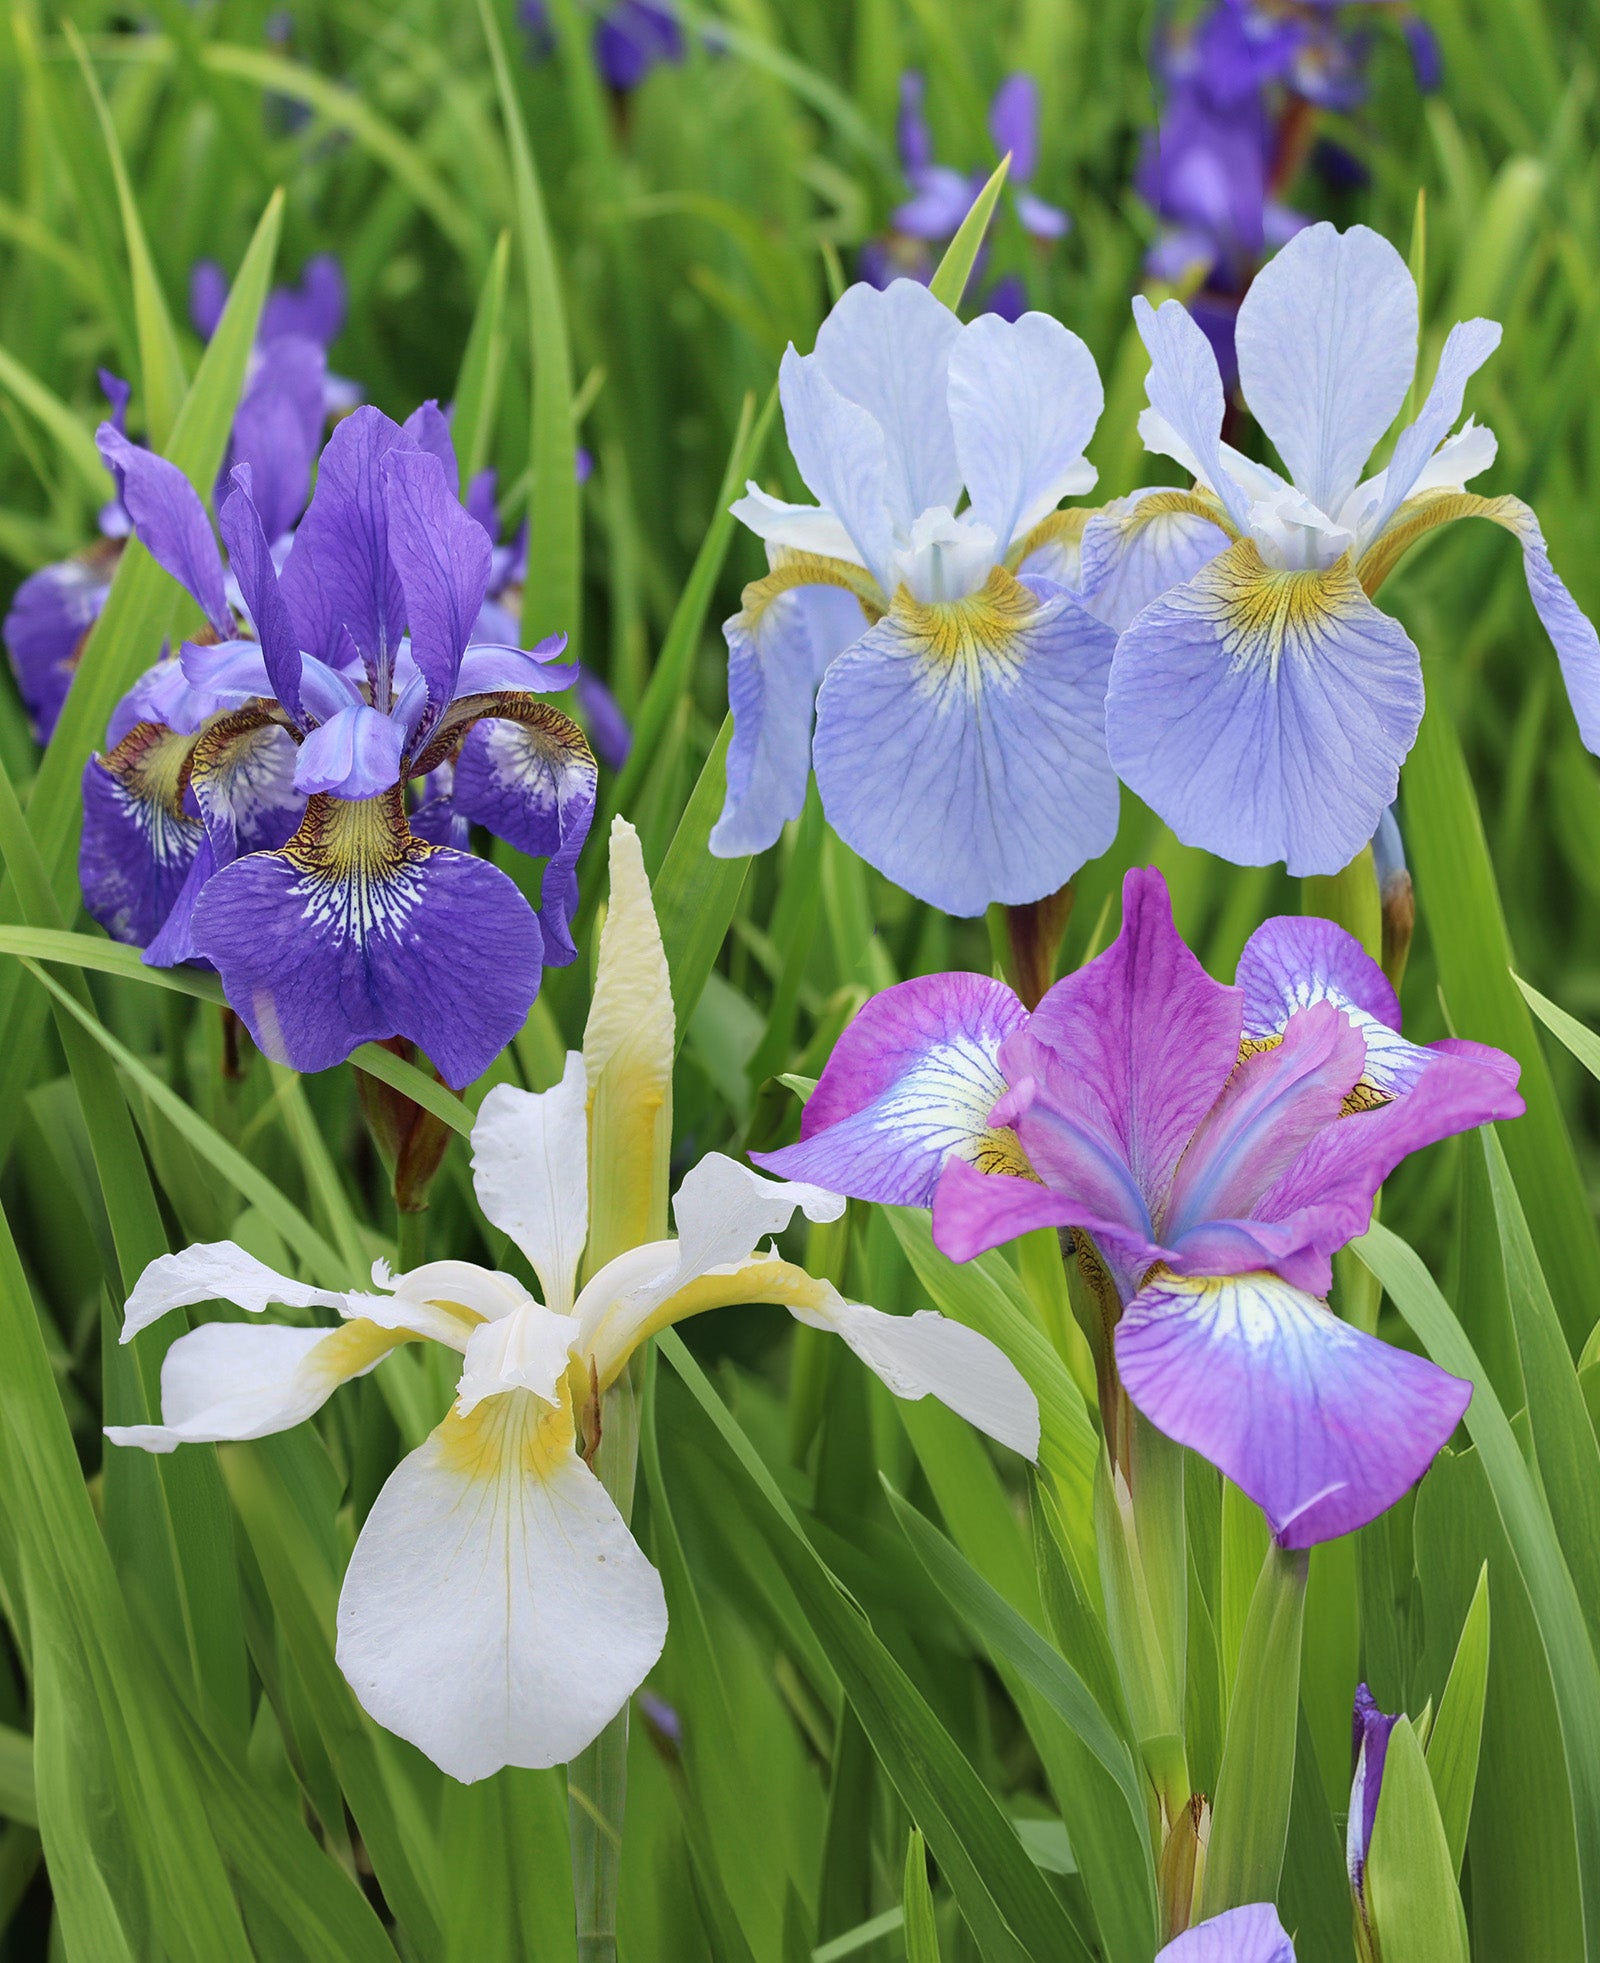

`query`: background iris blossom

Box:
[81,403,596,1086]
[758,867,1522,1545]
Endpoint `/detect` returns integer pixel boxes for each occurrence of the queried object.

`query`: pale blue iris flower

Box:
[1094,221,1600,875]
[711,278,1118,917]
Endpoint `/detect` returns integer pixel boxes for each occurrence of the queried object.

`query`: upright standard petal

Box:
[712,565,873,856]
[1352,317,1501,544]
[279,406,412,674]
[1116,1268,1470,1546]
[812,569,1119,916]
[95,427,231,636]
[382,448,492,719]
[778,347,894,591]
[471,1055,591,1315]
[79,726,202,948]
[106,1318,401,1452]
[947,312,1101,553]
[1157,1903,1296,1962]
[444,700,597,967]
[1131,298,1252,533]
[188,787,544,1087]
[334,1391,667,1781]
[220,468,306,719]
[1005,867,1242,1237]
[809,280,964,529]
[1237,913,1432,1101]
[1106,540,1426,876]
[1235,223,1418,516]
[753,972,1031,1204]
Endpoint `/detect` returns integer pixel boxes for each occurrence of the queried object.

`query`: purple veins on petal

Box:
[188,787,544,1088]
[753,972,1031,1206]
[1156,1901,1296,1961]
[79,726,204,949]
[94,427,232,637]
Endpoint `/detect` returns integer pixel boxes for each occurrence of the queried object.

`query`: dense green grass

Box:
[1,0,1599,1957]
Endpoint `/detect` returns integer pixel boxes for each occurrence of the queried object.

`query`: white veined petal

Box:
[471,1052,590,1313]
[122,1240,346,1342]
[1349,315,1502,547]
[1235,221,1418,517]
[947,311,1103,555]
[105,1318,399,1452]
[778,345,895,593]
[727,484,867,567]
[334,1392,668,1782]
[809,280,964,531]
[455,1303,581,1417]
[790,1291,1041,1461]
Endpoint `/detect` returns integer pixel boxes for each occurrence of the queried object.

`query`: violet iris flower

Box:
[519,0,684,93]
[1157,1904,1296,1961]
[190,253,362,418]
[1101,222,1600,875]
[712,278,1116,917]
[81,404,596,1088]
[1348,1682,1399,1912]
[757,868,1523,1545]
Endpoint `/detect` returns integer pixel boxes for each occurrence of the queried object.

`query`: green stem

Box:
[395,1205,427,1275]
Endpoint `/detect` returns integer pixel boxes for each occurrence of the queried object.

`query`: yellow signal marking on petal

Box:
[96,720,202,865]
[970,1125,1037,1181]
[411,693,593,780]
[276,788,433,953]
[433,1380,578,1485]
[310,1315,415,1386]
[738,548,884,636]
[1201,539,1370,680]
[891,564,1040,701]
[1356,489,1528,597]
[593,1255,836,1391]
[1007,504,1092,573]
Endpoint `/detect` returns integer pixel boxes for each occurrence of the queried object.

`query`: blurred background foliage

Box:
[0,0,1598,1956]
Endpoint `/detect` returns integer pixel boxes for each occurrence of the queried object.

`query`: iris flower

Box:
[105,821,1037,1781]
[757,867,1522,1545]
[712,278,1117,916]
[1348,1682,1398,1928]
[1099,221,1600,874]
[1157,1904,1295,1960]
[519,0,684,93]
[82,403,596,1086]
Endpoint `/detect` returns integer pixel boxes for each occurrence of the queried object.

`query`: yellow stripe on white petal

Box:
[105,1317,403,1453]
[122,1239,347,1341]
[789,1290,1041,1461]
[470,1051,590,1313]
[334,1387,668,1782]
[582,818,675,1270]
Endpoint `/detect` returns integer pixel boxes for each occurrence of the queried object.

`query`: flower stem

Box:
[396,1204,427,1275]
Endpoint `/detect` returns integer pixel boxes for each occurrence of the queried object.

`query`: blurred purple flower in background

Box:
[520,0,684,94]
[859,71,1069,319]
[1138,0,1441,385]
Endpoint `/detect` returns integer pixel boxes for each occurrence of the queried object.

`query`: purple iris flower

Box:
[860,72,1068,308]
[191,254,362,418]
[519,0,684,93]
[462,462,631,775]
[1348,1682,1399,1910]
[756,868,1522,1545]
[1157,1904,1296,1961]
[81,404,597,1088]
